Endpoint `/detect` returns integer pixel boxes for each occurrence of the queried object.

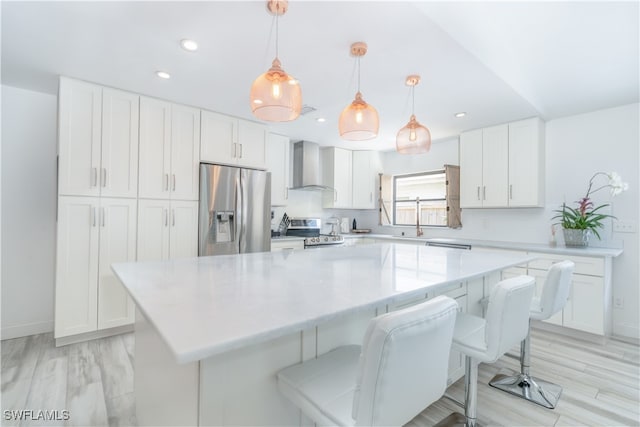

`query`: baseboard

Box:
[612,322,640,342]
[55,324,133,347]
[1,320,54,340]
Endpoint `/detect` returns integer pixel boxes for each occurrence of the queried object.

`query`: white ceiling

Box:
[2,1,638,151]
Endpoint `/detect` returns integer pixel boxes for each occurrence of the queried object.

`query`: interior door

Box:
[97,198,137,329]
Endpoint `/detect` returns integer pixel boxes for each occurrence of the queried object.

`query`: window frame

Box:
[392,169,447,227]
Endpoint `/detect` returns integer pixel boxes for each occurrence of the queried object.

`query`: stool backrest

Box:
[352,296,458,427]
[485,276,535,363]
[538,260,575,319]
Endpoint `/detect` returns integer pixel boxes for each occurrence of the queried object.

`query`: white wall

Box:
[1,85,58,339]
[374,104,640,339]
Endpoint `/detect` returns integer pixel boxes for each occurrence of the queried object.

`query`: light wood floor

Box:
[1,328,638,426]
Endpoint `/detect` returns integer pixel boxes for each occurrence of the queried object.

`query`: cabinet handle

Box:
[91,167,98,187]
[483,186,486,200]
[233,143,238,158]
[172,174,176,192]
[370,192,373,202]
[509,184,513,200]
[477,186,480,201]
[101,168,107,188]
[285,187,288,200]
[172,209,176,227]
[92,207,97,227]
[164,208,168,227]
[101,207,105,227]
[164,174,169,191]
[239,144,243,159]
[334,190,338,202]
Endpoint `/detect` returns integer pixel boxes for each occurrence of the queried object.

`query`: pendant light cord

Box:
[411,85,415,115]
[275,12,279,59]
[357,56,361,92]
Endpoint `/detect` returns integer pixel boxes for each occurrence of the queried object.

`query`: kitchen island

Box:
[112,243,534,426]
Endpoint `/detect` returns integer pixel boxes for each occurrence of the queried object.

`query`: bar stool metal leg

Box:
[489,321,563,409]
[435,356,483,427]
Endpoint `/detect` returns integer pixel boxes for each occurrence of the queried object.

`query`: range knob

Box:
[324,237,328,242]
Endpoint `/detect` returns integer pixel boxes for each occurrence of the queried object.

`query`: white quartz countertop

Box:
[343,234,623,258]
[112,243,534,364]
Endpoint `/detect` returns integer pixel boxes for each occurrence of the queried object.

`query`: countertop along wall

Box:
[1,85,58,339]
[369,105,639,340]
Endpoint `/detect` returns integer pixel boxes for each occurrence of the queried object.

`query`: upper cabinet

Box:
[460,117,544,208]
[322,147,352,209]
[200,110,266,170]
[352,151,379,209]
[58,78,139,198]
[139,97,200,201]
[266,133,290,206]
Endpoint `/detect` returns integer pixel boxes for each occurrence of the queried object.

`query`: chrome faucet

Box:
[416,199,424,237]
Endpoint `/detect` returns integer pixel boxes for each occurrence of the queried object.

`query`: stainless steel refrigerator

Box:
[199,164,271,256]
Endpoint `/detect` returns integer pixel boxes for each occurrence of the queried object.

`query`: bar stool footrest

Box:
[489,373,562,409]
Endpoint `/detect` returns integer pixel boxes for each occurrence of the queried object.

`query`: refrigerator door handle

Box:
[237,172,244,253]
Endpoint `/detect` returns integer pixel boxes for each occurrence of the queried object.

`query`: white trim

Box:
[54,324,133,347]
[1,320,54,340]
[613,322,640,342]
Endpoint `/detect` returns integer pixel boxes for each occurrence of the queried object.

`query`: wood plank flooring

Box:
[1,328,638,426]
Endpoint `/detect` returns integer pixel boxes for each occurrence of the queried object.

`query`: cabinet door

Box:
[97,198,137,330]
[352,151,376,209]
[55,196,99,338]
[170,105,201,201]
[564,274,604,335]
[482,124,509,207]
[137,199,171,262]
[459,129,483,208]
[200,110,236,165]
[237,120,267,169]
[58,78,102,197]
[139,97,172,199]
[334,148,353,208]
[266,133,290,206]
[101,89,139,198]
[169,201,199,259]
[509,118,544,207]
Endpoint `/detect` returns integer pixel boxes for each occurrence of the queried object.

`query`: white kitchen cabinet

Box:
[271,239,304,252]
[139,98,200,201]
[459,129,483,208]
[266,134,290,206]
[55,196,137,339]
[351,151,379,209]
[322,147,352,209]
[563,274,604,335]
[58,78,139,198]
[460,118,544,208]
[97,198,138,330]
[508,118,545,207]
[200,110,267,169]
[138,199,198,261]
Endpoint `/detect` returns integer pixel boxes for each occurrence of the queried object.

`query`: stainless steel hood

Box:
[290,141,333,191]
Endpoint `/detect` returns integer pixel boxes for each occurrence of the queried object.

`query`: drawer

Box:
[527,253,604,277]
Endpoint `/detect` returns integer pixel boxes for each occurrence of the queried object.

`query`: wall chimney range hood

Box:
[290,141,334,191]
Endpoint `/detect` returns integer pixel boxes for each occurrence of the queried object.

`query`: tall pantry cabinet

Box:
[55,78,139,341]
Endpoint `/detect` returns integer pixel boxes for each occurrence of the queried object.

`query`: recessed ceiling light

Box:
[180,39,198,52]
[316,118,326,123]
[156,71,171,79]
[455,112,466,118]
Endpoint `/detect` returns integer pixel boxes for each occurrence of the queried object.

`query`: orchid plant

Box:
[552,172,629,240]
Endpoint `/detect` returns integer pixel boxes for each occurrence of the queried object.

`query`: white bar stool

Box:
[489,260,575,409]
[277,296,458,426]
[436,275,535,427]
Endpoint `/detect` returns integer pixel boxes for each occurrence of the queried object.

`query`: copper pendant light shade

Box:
[250,0,302,122]
[396,75,431,154]
[339,42,379,141]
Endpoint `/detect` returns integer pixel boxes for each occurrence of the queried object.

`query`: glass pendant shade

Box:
[251,58,302,122]
[396,114,431,154]
[339,92,379,141]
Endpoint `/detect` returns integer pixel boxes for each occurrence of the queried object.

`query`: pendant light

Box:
[250,0,302,122]
[339,42,379,141]
[396,75,431,154]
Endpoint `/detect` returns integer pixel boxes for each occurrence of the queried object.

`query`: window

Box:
[379,165,461,229]
[393,171,447,227]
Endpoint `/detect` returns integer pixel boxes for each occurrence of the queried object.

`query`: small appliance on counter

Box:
[340,217,350,234]
[286,218,345,248]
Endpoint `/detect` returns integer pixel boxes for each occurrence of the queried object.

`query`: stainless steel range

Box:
[286,218,345,248]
